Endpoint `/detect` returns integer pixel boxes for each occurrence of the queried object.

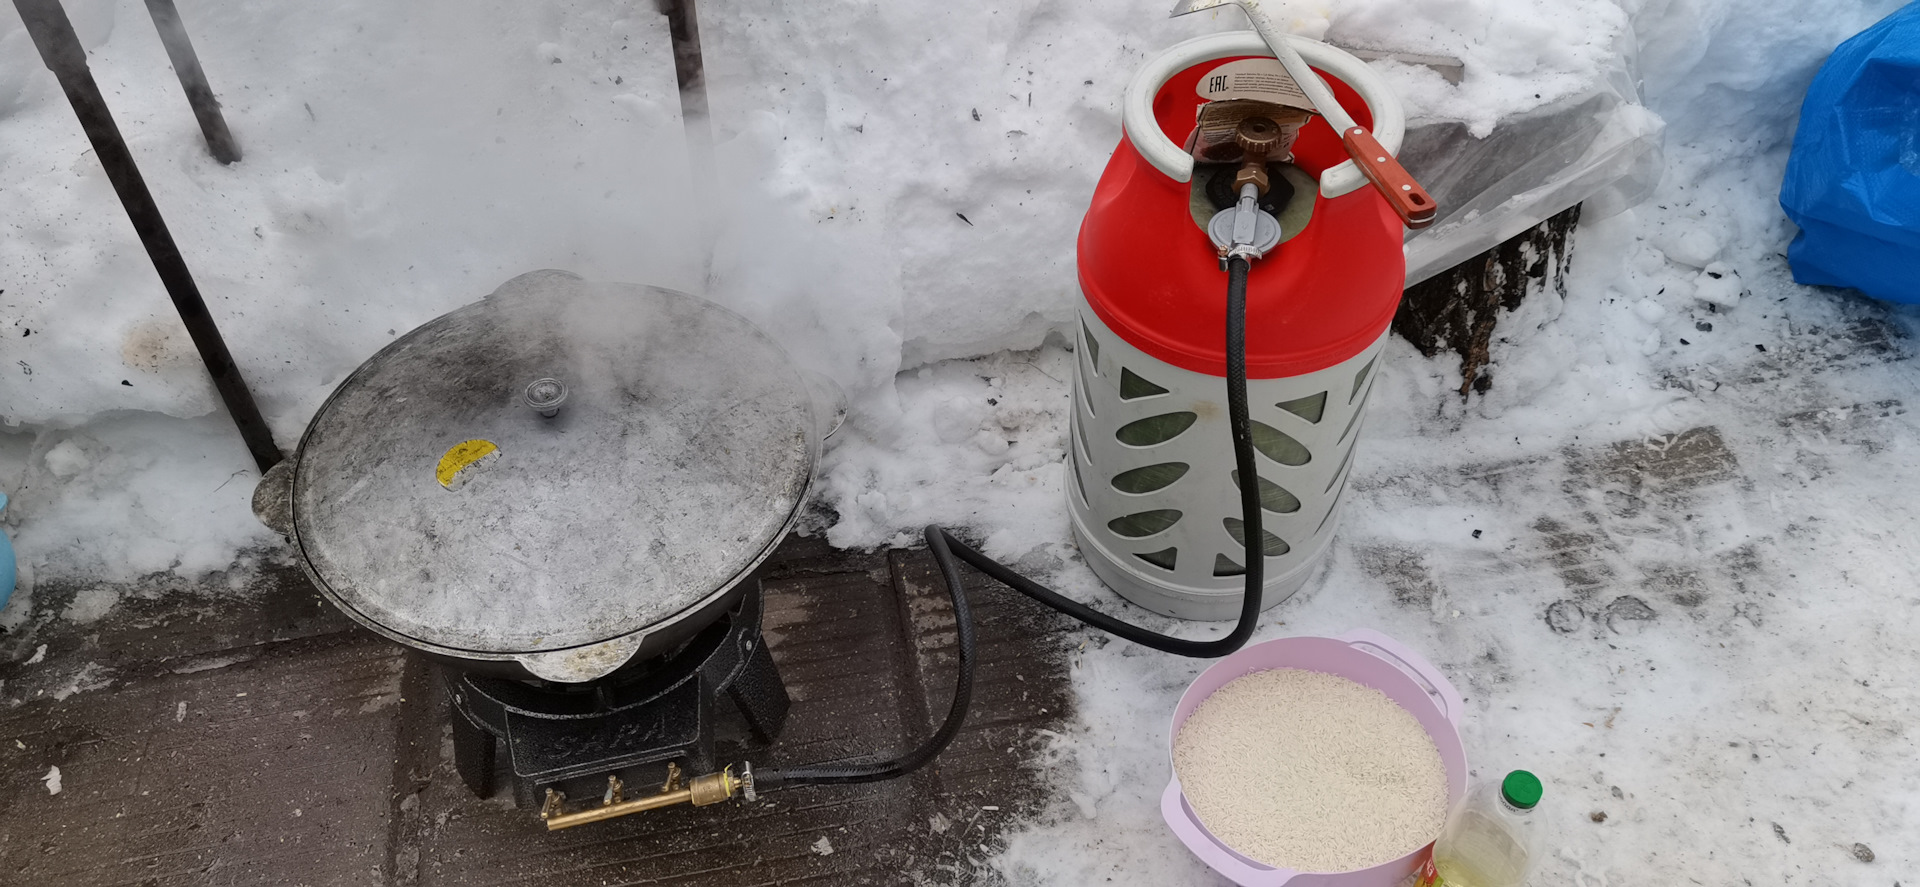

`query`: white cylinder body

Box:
[1067,296,1386,621]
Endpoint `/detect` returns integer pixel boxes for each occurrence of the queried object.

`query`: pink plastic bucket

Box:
[1163,629,1469,887]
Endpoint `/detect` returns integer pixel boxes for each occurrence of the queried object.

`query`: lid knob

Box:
[525,378,568,418]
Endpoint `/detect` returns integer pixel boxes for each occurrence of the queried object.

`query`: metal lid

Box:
[290,270,816,659]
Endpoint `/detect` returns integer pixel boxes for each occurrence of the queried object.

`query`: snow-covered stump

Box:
[1384,33,1660,399]
[1394,203,1582,396]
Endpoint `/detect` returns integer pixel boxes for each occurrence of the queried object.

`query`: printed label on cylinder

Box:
[1196,58,1316,110]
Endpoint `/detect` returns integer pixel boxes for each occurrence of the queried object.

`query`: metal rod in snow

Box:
[13,0,283,473]
[658,0,712,162]
[142,0,241,164]
[658,0,716,285]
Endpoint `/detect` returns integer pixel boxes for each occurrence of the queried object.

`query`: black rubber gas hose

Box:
[931,254,1265,657]
[754,524,977,790]
[759,256,1262,790]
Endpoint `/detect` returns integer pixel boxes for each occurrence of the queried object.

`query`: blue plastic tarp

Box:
[1780,2,1920,304]
[0,492,13,610]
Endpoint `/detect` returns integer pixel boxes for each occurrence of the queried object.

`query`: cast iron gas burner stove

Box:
[446,582,789,809]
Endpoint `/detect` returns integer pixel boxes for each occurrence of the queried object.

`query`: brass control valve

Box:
[541,762,757,830]
[1233,116,1282,197]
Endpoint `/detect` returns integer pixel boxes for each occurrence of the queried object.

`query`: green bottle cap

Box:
[1502,770,1543,810]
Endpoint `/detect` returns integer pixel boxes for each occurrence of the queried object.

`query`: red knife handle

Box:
[1340,126,1436,230]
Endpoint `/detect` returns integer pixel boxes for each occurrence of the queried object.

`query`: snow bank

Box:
[1,0,711,433]
[0,0,885,581]
[701,0,1645,367]
[1629,0,1912,147]
[738,0,1913,553]
[0,0,1699,583]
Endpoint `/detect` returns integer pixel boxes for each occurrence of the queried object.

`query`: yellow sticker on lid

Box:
[437,439,499,489]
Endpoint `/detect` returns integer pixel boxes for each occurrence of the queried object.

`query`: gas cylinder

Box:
[1068,31,1408,620]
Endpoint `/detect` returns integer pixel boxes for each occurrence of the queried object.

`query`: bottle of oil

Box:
[1417,769,1544,887]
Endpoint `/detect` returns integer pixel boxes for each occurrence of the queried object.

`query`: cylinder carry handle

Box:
[1122,31,1405,201]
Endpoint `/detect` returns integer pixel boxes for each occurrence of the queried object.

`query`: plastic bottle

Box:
[1418,769,1544,887]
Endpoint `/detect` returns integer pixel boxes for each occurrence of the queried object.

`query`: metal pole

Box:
[14,0,282,473]
[142,0,241,164]
[657,0,710,151]
[657,0,716,286]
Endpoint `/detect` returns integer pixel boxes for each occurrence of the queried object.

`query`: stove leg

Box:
[683,681,719,775]
[727,639,790,744]
[450,704,496,799]
[513,775,541,811]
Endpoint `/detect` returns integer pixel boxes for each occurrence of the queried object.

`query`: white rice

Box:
[1172,668,1449,873]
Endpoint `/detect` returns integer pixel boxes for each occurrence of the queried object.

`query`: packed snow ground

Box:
[4,0,1920,884]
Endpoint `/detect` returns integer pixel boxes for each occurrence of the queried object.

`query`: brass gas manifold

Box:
[540,762,754,830]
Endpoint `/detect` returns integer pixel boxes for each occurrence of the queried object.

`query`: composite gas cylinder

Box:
[1069,32,1409,620]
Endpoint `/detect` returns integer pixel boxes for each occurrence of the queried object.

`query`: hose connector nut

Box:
[688,768,739,806]
[525,378,568,418]
[1208,182,1282,266]
[1234,163,1272,197]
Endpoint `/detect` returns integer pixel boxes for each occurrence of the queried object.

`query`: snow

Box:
[1331,0,1634,138]
[60,587,118,623]
[48,661,114,701]
[5,413,270,581]
[815,347,1075,555]
[3,0,1920,884]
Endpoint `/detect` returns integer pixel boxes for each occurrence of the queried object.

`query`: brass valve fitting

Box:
[1233,116,1282,196]
[541,763,752,830]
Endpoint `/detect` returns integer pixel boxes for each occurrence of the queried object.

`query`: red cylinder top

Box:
[1077,57,1406,379]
